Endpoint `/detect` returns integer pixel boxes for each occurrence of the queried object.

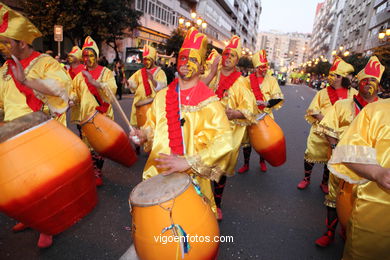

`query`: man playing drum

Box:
[0,3,71,248]
[314,56,383,247]
[297,56,357,193]
[130,27,233,217]
[207,35,259,220]
[128,45,167,128]
[238,49,284,174]
[70,36,117,187]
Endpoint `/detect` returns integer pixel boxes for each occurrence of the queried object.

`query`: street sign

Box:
[54,25,63,42]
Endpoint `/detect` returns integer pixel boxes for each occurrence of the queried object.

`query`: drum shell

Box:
[249,114,286,166]
[0,119,97,235]
[131,181,219,260]
[336,180,355,229]
[136,103,152,127]
[81,112,137,167]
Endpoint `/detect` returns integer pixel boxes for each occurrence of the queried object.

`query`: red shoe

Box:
[297,178,310,189]
[237,164,249,173]
[37,233,53,249]
[260,161,267,172]
[95,176,103,187]
[320,183,329,194]
[315,231,334,247]
[12,222,29,232]
[217,208,223,221]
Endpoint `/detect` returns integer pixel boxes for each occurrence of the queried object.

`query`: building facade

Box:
[258,31,310,70]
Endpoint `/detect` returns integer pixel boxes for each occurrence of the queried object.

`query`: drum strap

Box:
[353,94,377,116]
[7,51,44,112]
[249,73,266,110]
[327,86,348,105]
[83,66,110,114]
[141,68,152,97]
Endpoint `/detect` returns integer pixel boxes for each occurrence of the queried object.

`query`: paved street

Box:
[0,84,344,260]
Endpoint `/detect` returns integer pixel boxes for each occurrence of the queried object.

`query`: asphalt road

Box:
[0,84,344,260]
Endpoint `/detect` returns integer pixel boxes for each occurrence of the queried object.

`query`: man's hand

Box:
[10,55,27,84]
[129,128,147,145]
[313,114,324,122]
[225,108,244,120]
[374,168,390,190]
[155,153,191,175]
[147,70,157,87]
[82,71,101,88]
[210,55,221,73]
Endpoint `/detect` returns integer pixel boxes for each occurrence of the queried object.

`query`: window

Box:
[376,2,387,14]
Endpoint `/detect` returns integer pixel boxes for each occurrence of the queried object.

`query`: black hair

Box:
[341,77,351,88]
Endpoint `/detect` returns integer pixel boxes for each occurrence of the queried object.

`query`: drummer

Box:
[206,35,259,220]
[130,27,233,217]
[0,3,71,248]
[314,56,382,247]
[128,45,167,128]
[238,49,284,174]
[70,36,117,187]
[66,46,84,80]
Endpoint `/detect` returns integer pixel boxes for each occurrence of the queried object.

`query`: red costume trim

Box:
[326,86,348,105]
[353,94,377,116]
[249,73,266,110]
[215,71,242,99]
[83,65,109,114]
[68,64,85,79]
[141,68,152,96]
[165,78,184,155]
[7,51,43,112]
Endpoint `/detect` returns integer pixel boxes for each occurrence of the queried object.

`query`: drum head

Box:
[135,98,154,107]
[130,173,191,207]
[0,112,50,143]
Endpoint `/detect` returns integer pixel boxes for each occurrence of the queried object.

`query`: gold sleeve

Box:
[305,90,322,124]
[128,70,139,93]
[29,56,71,114]
[185,99,233,182]
[99,68,117,103]
[154,69,167,91]
[141,98,157,153]
[328,107,377,184]
[317,104,340,139]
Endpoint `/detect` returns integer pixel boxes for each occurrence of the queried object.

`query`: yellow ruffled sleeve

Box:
[328,105,379,184]
[140,98,156,153]
[228,77,259,126]
[28,56,71,115]
[184,98,233,182]
[128,70,140,93]
[98,68,117,103]
[154,68,167,91]
[305,90,322,124]
[263,75,284,113]
[317,103,340,139]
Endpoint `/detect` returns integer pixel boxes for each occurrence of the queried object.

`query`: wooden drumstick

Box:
[105,87,140,144]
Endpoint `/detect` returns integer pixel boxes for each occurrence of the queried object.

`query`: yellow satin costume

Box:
[70,67,117,123]
[246,74,284,118]
[141,87,233,214]
[209,72,259,175]
[328,99,390,260]
[127,68,167,126]
[304,87,357,163]
[317,98,359,208]
[0,54,71,126]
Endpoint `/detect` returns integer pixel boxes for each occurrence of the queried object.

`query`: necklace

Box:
[182,85,197,101]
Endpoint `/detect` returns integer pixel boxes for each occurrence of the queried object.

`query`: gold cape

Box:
[70,67,117,123]
[128,67,167,126]
[141,86,234,214]
[328,99,390,260]
[0,54,71,125]
[209,72,259,175]
[304,87,357,163]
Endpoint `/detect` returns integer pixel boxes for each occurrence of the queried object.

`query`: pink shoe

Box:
[217,208,223,221]
[320,183,329,194]
[260,161,267,172]
[37,233,53,248]
[237,164,249,173]
[12,222,29,232]
[297,178,310,189]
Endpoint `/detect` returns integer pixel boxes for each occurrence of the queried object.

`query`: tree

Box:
[22,0,141,58]
[164,28,185,58]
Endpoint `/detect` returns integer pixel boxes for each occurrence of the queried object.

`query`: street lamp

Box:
[331,50,337,56]
[178,17,185,25]
[339,46,344,51]
[191,12,197,19]
[343,50,350,57]
[196,18,203,26]
[201,22,207,30]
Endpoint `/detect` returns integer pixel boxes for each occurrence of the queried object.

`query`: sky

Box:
[259,0,321,33]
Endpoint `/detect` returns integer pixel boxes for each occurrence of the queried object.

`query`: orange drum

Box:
[336,180,355,229]
[0,112,97,235]
[130,173,219,260]
[135,98,153,127]
[248,113,286,166]
[81,111,137,167]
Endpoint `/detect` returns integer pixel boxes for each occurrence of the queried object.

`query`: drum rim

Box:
[80,110,99,126]
[134,98,154,107]
[129,173,191,207]
[2,119,52,143]
[255,113,267,121]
